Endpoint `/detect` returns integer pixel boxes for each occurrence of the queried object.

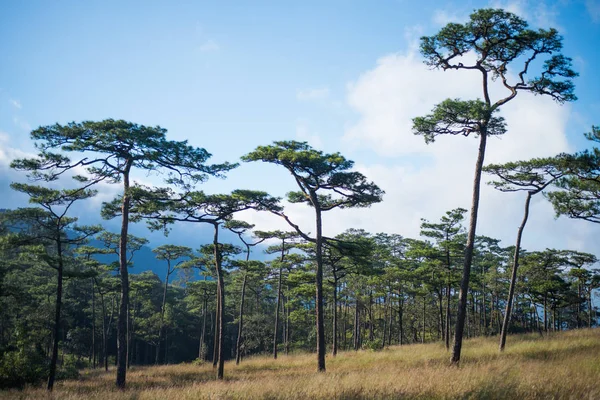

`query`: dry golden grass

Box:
[4,329,600,399]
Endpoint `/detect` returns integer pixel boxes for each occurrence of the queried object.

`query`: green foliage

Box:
[419,8,577,104]
[0,348,48,389]
[413,99,506,143]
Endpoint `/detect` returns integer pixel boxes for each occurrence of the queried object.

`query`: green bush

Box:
[0,348,48,389]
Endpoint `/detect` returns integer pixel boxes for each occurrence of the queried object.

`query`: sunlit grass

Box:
[4,328,600,399]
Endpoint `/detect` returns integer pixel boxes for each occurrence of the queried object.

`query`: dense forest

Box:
[1,7,599,396]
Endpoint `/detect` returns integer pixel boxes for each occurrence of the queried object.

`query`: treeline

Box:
[2,215,598,389]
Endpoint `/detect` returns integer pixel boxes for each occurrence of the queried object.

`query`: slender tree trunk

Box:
[285,285,290,355]
[354,298,360,351]
[92,279,96,369]
[212,298,219,367]
[236,273,247,365]
[588,289,593,328]
[577,280,582,328]
[47,237,64,391]
[422,295,426,344]
[499,192,531,351]
[382,294,387,348]
[445,283,451,350]
[399,293,404,346]
[100,292,108,372]
[451,131,487,364]
[368,291,374,341]
[213,224,225,380]
[273,264,283,359]
[544,295,548,332]
[200,296,207,360]
[332,277,338,356]
[437,288,443,341]
[314,207,326,372]
[127,304,131,369]
[342,295,348,350]
[156,263,171,364]
[116,164,132,389]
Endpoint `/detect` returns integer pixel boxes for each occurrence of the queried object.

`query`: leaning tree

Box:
[11,119,234,388]
[242,141,384,372]
[413,8,577,364]
[483,155,571,350]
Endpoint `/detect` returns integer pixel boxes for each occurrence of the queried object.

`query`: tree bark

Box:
[273,263,283,359]
[499,192,531,351]
[236,273,247,365]
[200,296,207,360]
[451,131,487,364]
[156,261,171,364]
[314,206,326,371]
[47,236,64,391]
[116,162,132,389]
[332,276,339,356]
[213,224,225,380]
[92,278,96,369]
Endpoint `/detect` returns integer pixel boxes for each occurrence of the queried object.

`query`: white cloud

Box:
[9,99,21,109]
[295,120,323,149]
[490,0,529,19]
[587,0,600,22]
[337,46,600,256]
[198,39,220,52]
[432,9,468,25]
[489,0,562,30]
[296,87,330,101]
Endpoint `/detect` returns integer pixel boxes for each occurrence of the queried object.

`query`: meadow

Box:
[3,328,599,400]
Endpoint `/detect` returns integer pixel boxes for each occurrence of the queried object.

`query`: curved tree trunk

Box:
[499,191,531,351]
[451,131,487,364]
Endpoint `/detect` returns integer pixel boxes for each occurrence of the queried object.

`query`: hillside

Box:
[5,329,600,400]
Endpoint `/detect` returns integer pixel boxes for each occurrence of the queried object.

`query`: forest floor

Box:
[3,328,600,399]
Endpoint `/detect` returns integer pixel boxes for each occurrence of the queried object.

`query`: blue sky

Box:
[1,0,600,256]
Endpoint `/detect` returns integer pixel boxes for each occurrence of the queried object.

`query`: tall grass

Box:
[4,329,600,399]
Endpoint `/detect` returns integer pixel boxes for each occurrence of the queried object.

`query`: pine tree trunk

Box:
[213,224,225,380]
[199,297,207,360]
[499,192,531,351]
[47,237,64,391]
[451,131,487,364]
[399,293,404,346]
[236,273,247,365]
[332,277,338,356]
[273,264,283,359]
[116,164,132,389]
[92,278,96,369]
[445,283,451,350]
[354,299,360,351]
[314,206,326,372]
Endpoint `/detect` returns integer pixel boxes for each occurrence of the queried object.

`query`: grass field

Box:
[3,329,600,399]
